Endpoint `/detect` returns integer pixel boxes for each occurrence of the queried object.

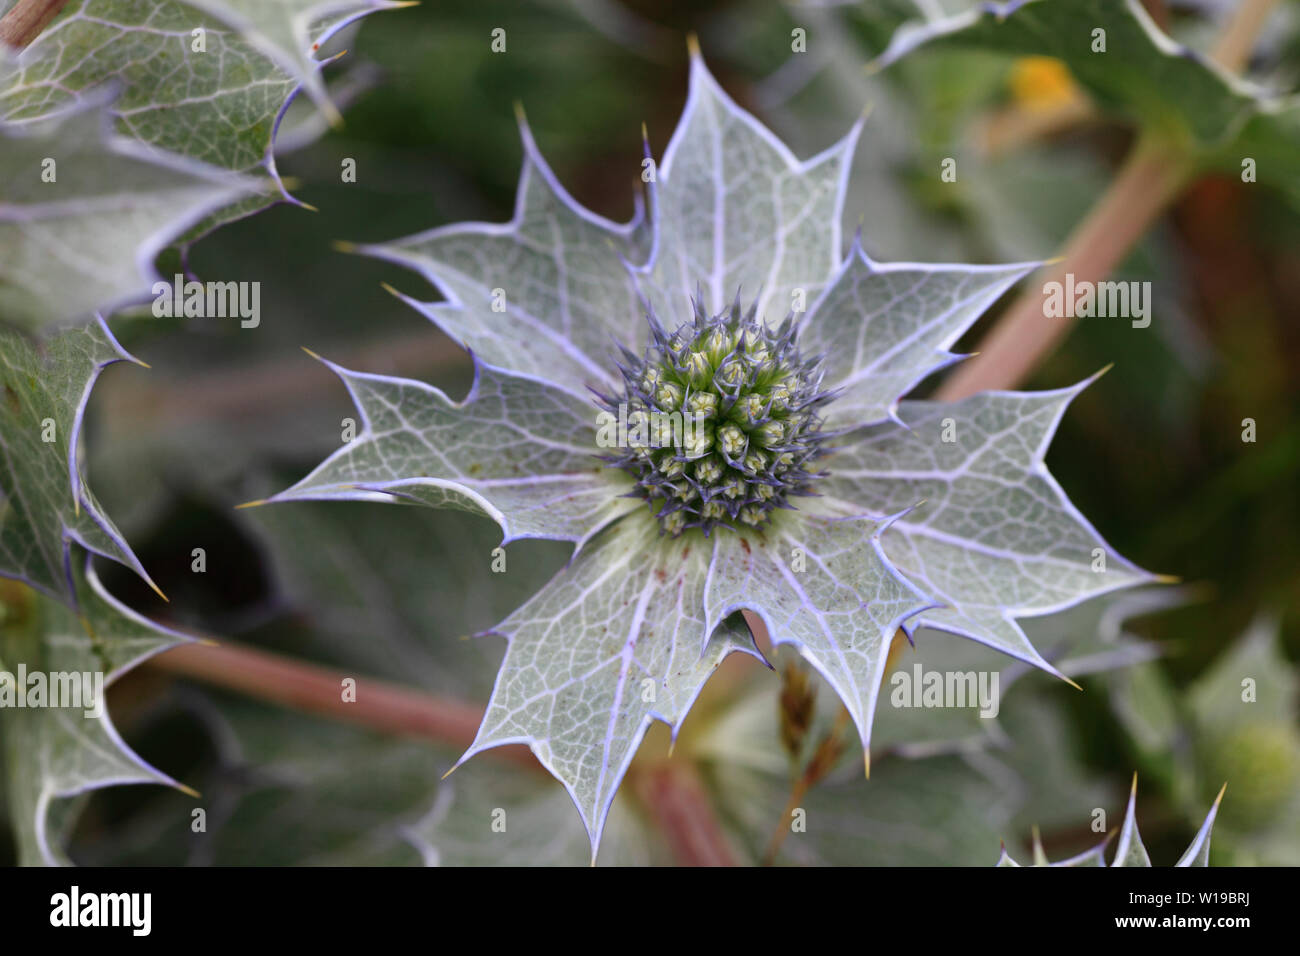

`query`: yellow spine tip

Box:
[440,764,459,781]
[322,98,345,130]
[1153,573,1182,584]
[298,200,320,213]
[685,32,701,58]
[300,346,323,361]
[1214,781,1228,804]
[379,281,403,299]
[331,239,357,254]
[148,580,170,603]
[234,499,267,510]
[176,783,201,799]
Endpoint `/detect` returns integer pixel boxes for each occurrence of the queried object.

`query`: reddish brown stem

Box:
[631,760,739,867]
[146,640,542,771]
[937,0,1277,399]
[0,0,67,49]
[935,136,1191,400]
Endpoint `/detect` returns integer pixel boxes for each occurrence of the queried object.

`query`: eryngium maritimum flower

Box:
[598,296,833,536]
[270,50,1158,859]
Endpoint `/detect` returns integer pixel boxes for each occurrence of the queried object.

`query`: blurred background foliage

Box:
[4,0,1297,865]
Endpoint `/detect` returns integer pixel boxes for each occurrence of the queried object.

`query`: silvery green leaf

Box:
[875,0,1263,146]
[266,356,636,545]
[179,0,408,120]
[0,558,194,865]
[800,241,1039,428]
[454,510,762,856]
[0,319,159,603]
[822,383,1157,676]
[634,49,859,328]
[875,0,1300,206]
[356,121,650,399]
[1,0,404,218]
[703,513,933,769]
[0,98,259,330]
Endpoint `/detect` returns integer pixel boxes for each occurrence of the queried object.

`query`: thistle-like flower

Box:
[598,296,832,536]
[270,50,1157,859]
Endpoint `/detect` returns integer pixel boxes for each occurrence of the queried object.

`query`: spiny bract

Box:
[598,295,832,536]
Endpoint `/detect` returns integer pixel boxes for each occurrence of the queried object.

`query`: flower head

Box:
[599,294,831,536]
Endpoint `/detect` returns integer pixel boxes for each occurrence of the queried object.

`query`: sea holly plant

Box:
[0,560,195,866]
[267,48,1157,858]
[0,318,162,605]
[0,0,408,864]
[0,96,261,332]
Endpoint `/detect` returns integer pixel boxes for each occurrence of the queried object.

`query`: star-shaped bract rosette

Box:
[272,50,1157,858]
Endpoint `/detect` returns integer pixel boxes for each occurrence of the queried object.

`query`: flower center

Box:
[598,296,831,536]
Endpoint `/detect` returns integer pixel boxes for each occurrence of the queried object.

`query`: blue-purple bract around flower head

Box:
[596,291,834,537]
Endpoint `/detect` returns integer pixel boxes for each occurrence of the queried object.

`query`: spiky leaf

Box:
[265,357,637,545]
[0,0,408,228]
[356,125,650,399]
[821,385,1156,674]
[0,100,257,330]
[0,559,193,865]
[454,511,762,854]
[0,319,158,603]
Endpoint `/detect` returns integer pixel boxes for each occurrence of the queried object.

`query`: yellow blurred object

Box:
[1008,56,1080,111]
